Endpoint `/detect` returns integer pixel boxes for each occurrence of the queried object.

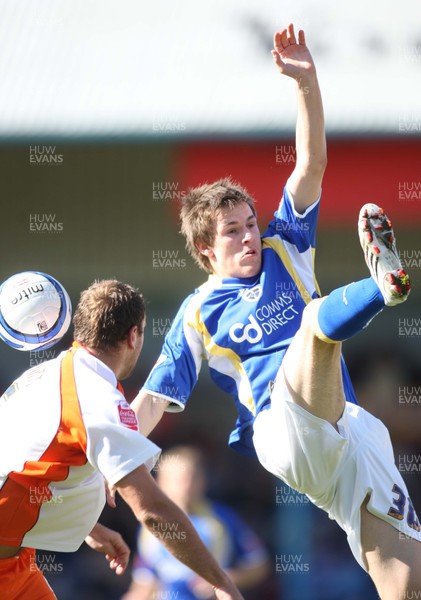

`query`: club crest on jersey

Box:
[118,400,138,431]
[240,285,263,303]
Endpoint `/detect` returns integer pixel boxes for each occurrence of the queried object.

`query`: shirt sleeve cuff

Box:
[141,388,186,413]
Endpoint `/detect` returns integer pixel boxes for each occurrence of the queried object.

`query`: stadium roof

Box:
[1,0,420,140]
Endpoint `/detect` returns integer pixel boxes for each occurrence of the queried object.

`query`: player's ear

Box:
[195,241,214,258]
[127,325,139,349]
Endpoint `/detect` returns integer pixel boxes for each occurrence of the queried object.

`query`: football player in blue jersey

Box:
[122,446,269,600]
[132,24,420,599]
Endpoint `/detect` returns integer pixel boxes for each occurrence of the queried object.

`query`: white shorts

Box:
[253,370,421,571]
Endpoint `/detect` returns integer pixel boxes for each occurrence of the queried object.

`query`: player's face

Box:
[202,202,262,278]
[158,460,205,509]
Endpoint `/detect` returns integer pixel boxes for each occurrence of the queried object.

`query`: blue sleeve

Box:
[142,294,202,411]
[264,186,320,252]
[212,503,268,566]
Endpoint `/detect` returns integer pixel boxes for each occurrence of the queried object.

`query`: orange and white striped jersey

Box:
[0,342,160,553]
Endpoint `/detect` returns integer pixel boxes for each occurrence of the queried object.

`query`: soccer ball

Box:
[0,271,72,351]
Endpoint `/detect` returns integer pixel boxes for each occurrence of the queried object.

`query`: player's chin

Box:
[239,259,261,278]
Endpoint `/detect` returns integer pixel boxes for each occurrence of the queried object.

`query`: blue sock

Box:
[317,278,385,342]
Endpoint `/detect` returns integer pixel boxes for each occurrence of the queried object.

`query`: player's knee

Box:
[301,298,340,345]
[300,298,325,337]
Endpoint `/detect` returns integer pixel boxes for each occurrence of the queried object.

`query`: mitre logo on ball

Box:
[0,271,72,351]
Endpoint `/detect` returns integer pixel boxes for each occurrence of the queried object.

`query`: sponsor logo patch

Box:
[118,400,138,430]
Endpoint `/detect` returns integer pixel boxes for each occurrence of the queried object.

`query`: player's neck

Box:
[87,347,124,380]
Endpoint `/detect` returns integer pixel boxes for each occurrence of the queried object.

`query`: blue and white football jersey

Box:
[143,187,358,456]
[131,501,268,599]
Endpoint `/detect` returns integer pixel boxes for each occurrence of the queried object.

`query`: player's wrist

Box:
[212,573,238,594]
[294,71,318,89]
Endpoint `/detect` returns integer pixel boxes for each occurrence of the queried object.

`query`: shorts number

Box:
[387,484,421,532]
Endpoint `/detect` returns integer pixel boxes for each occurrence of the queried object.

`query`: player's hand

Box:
[213,590,245,600]
[85,522,130,575]
[189,576,215,598]
[212,584,245,600]
[272,23,316,82]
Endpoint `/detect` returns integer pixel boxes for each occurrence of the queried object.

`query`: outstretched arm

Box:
[272,23,327,212]
[131,389,169,436]
[117,465,245,600]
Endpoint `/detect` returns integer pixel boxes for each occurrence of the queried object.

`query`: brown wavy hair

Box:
[73,279,145,351]
[180,177,256,272]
